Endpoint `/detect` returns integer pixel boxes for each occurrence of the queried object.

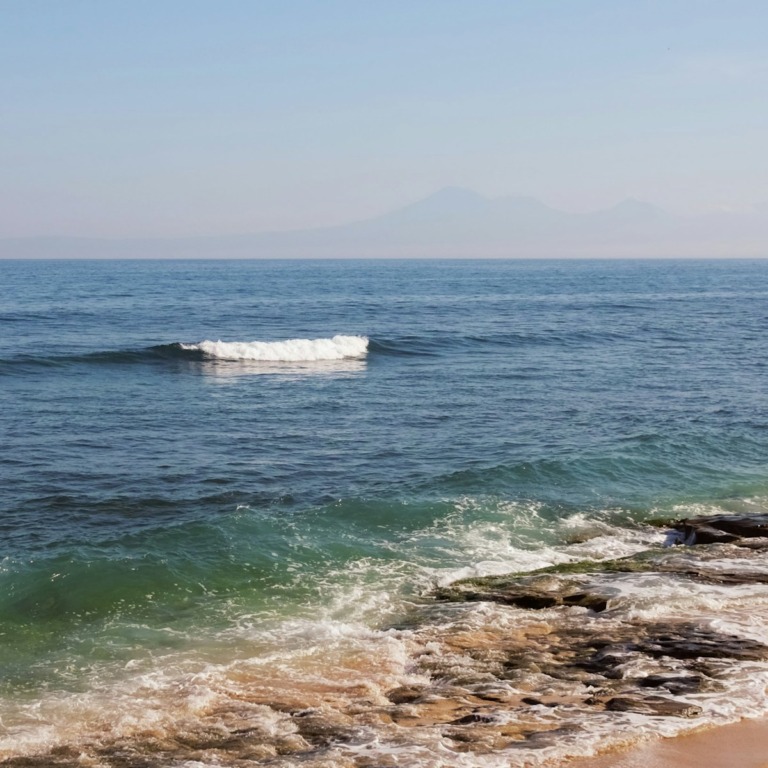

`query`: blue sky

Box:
[2,1,767,237]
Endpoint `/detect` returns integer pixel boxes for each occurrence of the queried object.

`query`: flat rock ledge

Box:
[4,514,768,767]
[669,513,768,545]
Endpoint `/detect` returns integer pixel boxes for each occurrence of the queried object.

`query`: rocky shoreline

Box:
[4,515,768,767]
[417,515,768,738]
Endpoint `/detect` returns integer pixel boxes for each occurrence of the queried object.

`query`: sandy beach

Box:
[571,717,768,768]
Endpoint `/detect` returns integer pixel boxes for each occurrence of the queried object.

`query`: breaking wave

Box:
[180,334,369,362]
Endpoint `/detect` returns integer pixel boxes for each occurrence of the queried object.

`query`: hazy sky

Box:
[2,1,767,237]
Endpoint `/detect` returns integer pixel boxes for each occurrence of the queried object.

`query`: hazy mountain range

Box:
[3,187,768,259]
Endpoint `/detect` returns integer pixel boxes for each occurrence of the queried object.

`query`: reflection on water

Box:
[197,357,368,379]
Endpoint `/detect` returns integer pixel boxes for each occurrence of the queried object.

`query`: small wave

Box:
[0,344,198,372]
[180,335,368,362]
[0,338,364,373]
[84,344,200,363]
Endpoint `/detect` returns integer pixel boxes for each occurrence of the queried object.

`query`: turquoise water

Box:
[2,258,768,761]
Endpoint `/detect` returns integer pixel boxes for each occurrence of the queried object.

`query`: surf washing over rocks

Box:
[2,258,768,766]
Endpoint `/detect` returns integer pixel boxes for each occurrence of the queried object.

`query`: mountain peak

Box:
[414,186,491,211]
[427,185,489,202]
[607,198,667,217]
[378,187,491,222]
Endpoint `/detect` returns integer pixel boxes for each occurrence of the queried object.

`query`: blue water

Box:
[2,258,768,758]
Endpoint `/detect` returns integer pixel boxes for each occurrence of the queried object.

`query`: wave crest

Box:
[180,335,368,362]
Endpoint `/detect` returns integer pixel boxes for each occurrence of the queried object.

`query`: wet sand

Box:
[570,717,768,768]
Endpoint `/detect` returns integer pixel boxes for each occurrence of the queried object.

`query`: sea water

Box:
[1,258,768,765]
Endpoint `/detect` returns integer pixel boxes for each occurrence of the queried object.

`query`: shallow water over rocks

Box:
[4,516,768,767]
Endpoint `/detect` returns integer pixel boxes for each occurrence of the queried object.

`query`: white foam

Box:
[181,335,368,362]
[413,502,660,589]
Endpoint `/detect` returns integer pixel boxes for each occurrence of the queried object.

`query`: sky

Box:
[2,0,767,238]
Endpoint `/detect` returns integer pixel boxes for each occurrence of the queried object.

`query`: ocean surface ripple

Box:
[1,258,768,765]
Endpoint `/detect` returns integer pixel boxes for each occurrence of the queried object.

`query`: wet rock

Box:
[672,514,768,544]
[562,592,609,611]
[687,524,740,544]
[0,760,82,768]
[386,685,425,704]
[441,725,506,752]
[605,695,702,717]
[573,645,633,679]
[0,745,91,767]
[94,744,168,768]
[388,694,472,728]
[638,674,704,694]
[521,696,559,707]
[434,585,555,609]
[472,688,516,703]
[173,724,239,750]
[638,626,768,661]
[511,725,585,750]
[435,574,609,613]
[450,712,498,725]
[675,567,768,585]
[735,536,768,549]
[291,710,361,746]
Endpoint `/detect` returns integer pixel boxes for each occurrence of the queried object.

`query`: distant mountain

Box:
[370,186,492,223]
[2,188,768,258]
[586,197,669,223]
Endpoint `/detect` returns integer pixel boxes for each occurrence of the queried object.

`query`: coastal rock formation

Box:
[3,515,768,767]
[670,514,768,545]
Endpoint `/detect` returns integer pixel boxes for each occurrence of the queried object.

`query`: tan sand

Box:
[568,717,768,768]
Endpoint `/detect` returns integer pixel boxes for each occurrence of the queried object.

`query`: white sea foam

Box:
[181,334,368,362]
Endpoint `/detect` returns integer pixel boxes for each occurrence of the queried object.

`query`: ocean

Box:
[2,258,768,766]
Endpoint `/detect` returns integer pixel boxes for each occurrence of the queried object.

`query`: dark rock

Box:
[521,697,558,707]
[433,584,561,609]
[638,674,703,694]
[674,568,768,586]
[572,642,634,678]
[512,725,584,749]
[473,690,512,703]
[562,592,608,612]
[681,524,740,545]
[638,626,768,661]
[605,695,702,717]
[434,582,609,612]
[387,685,425,704]
[291,712,360,746]
[489,590,560,610]
[450,712,498,725]
[672,514,768,544]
